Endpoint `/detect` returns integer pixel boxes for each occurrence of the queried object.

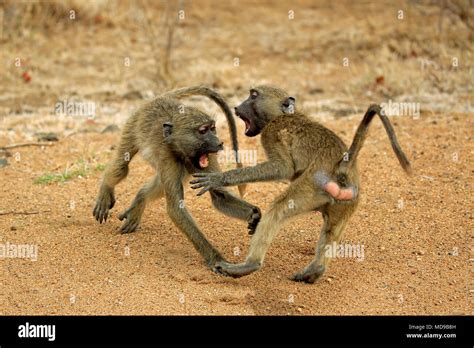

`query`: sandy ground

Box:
[0,1,472,315]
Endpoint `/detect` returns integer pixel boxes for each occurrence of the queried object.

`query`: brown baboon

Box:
[190,85,412,282]
[93,86,261,270]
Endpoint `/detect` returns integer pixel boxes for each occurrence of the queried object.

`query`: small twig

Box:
[65,131,79,138]
[420,175,435,181]
[162,0,181,80]
[438,0,446,34]
[141,0,179,87]
[65,130,99,138]
[0,209,51,216]
[141,0,166,85]
[0,142,54,150]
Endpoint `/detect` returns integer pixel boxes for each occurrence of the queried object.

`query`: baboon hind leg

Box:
[292,206,353,284]
[93,131,138,223]
[118,174,164,233]
[215,178,331,277]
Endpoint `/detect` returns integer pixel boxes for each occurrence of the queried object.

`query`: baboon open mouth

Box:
[199,153,209,168]
[239,115,251,134]
[195,149,220,169]
[235,110,251,134]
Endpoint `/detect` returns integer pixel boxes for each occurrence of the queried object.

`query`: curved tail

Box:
[338,104,412,175]
[162,86,246,196]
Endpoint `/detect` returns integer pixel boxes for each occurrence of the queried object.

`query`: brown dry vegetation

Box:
[0,0,472,315]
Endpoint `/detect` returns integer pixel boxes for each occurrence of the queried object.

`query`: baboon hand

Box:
[214,261,261,278]
[190,173,225,196]
[247,207,261,235]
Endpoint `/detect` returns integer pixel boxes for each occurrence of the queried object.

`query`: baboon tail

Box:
[338,104,412,175]
[163,86,246,196]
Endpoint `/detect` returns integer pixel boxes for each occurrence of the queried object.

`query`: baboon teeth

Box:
[243,119,250,133]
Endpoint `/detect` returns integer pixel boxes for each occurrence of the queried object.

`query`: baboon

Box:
[190,85,412,282]
[93,86,261,270]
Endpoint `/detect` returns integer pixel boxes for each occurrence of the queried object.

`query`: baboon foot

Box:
[291,265,326,284]
[93,187,116,224]
[214,261,261,278]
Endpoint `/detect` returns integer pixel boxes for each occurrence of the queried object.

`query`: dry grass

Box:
[0,1,472,130]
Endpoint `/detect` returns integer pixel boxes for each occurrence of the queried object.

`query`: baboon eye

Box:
[210,125,216,132]
[250,90,259,99]
[198,126,208,134]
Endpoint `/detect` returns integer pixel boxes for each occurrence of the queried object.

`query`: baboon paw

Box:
[119,220,140,234]
[208,257,227,274]
[247,207,262,235]
[213,261,239,277]
[291,265,325,284]
[118,209,141,234]
[214,261,260,278]
[291,272,317,284]
[93,189,115,224]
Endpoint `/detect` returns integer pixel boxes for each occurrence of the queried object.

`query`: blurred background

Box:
[1,0,472,134]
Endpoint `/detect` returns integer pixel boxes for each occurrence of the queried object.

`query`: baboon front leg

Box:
[216,182,331,278]
[93,184,116,224]
[93,133,138,223]
[193,157,261,234]
[165,182,226,270]
[209,188,261,235]
[292,211,350,284]
[118,175,164,233]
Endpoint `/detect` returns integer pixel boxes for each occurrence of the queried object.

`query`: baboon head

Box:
[163,109,223,169]
[234,85,296,137]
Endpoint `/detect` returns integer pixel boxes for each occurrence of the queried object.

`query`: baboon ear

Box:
[282,96,295,114]
[163,122,173,138]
